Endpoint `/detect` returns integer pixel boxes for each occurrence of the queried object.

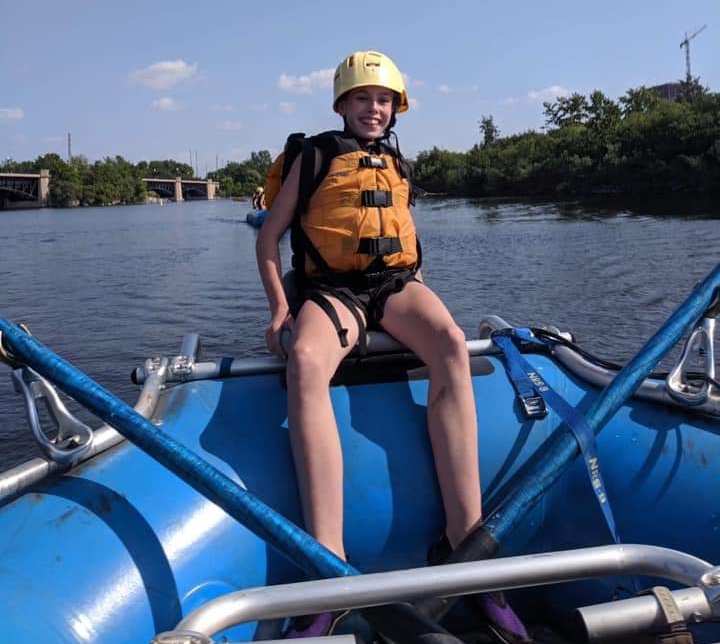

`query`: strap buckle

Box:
[359,156,387,169]
[357,237,402,256]
[520,395,548,419]
[361,190,393,207]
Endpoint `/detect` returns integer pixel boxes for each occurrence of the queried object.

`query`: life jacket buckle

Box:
[361,190,393,207]
[357,237,402,256]
[359,156,387,169]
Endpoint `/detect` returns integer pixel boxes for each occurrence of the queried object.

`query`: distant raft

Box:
[245,209,268,228]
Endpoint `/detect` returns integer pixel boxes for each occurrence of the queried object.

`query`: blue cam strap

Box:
[491,328,620,543]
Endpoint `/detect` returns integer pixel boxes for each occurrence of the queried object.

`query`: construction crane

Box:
[680,25,707,82]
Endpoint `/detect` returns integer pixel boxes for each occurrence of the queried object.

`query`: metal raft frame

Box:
[3,312,718,508]
[153,544,720,643]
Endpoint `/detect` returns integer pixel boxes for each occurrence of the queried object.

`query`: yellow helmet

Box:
[333,50,409,114]
[254,186,264,195]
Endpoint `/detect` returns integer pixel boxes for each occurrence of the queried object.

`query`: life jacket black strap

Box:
[298,226,335,278]
[356,237,402,256]
[307,291,349,348]
[307,287,368,356]
[333,289,368,356]
[281,132,306,181]
[295,139,316,218]
[361,190,393,207]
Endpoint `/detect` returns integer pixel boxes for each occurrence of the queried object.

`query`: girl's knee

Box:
[440,324,468,359]
[287,341,330,385]
[425,324,470,377]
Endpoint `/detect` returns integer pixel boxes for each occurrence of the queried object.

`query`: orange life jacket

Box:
[289,131,419,281]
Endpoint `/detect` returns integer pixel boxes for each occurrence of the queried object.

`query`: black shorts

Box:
[289,268,419,352]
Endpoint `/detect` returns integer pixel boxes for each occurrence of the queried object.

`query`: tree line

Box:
[413,80,720,196]
[3,80,718,207]
[0,153,274,207]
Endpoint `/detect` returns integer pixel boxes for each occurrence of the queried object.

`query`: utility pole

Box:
[680,25,707,83]
[194,149,199,178]
[67,132,72,161]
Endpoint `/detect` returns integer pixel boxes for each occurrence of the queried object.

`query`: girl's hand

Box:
[265,310,294,357]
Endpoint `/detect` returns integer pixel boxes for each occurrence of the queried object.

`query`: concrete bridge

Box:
[0,172,219,208]
[0,171,50,209]
[143,177,218,201]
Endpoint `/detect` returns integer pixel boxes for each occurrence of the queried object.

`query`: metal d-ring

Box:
[11,366,94,465]
[666,316,716,406]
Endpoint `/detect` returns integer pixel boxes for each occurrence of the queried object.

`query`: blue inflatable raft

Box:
[0,263,719,644]
[246,209,268,228]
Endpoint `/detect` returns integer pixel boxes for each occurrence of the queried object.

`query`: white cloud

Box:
[437,84,479,94]
[151,97,181,111]
[408,97,420,110]
[250,102,269,111]
[278,102,295,114]
[0,107,24,121]
[217,120,243,130]
[278,68,334,94]
[528,85,571,102]
[209,103,233,112]
[500,96,521,106]
[130,60,198,89]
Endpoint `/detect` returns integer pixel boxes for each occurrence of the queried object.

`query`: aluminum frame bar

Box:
[162,544,713,640]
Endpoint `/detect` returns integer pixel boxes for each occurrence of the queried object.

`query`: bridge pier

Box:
[142,177,219,201]
[39,170,50,206]
[0,170,50,209]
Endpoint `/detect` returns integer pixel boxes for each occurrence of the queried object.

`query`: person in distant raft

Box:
[256,50,530,642]
[252,186,266,210]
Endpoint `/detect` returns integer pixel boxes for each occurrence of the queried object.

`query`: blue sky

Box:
[2,0,718,173]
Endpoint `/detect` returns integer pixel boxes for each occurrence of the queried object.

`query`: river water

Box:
[1,196,719,470]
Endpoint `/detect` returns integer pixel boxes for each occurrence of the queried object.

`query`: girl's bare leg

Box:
[381,281,482,548]
[285,296,362,559]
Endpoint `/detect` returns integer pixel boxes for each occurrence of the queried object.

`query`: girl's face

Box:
[337,85,395,139]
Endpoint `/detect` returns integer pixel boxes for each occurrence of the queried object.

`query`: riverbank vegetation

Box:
[414,80,720,196]
[206,151,273,199]
[3,81,718,206]
[0,151,272,206]
[1,154,160,207]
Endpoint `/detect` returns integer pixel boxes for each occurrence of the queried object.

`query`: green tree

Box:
[208,150,274,197]
[136,160,194,179]
[478,115,499,146]
[413,147,467,194]
[543,93,589,128]
[618,87,660,115]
